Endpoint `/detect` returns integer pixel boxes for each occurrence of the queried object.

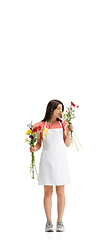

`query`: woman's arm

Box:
[30,134,42,152]
[63,123,73,147]
[35,135,42,151]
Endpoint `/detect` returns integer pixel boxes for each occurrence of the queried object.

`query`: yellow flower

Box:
[25,138,28,142]
[25,130,32,135]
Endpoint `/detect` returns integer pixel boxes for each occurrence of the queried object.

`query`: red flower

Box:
[33,127,38,133]
[32,126,41,133]
[38,126,41,131]
[77,105,79,108]
[71,101,76,107]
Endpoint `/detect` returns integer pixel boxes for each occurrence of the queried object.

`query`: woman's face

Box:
[53,104,62,119]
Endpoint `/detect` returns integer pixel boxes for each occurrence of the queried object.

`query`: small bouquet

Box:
[61,101,83,151]
[25,121,42,179]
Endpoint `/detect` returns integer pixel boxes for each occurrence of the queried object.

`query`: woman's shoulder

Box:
[33,121,45,128]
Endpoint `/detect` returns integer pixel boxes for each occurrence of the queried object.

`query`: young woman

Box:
[30,99,73,232]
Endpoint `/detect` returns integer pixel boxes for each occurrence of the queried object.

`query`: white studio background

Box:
[0,1,108,240]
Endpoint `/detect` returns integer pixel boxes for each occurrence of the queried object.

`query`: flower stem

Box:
[73,131,83,148]
[31,152,34,179]
[30,152,38,179]
[72,136,79,151]
[70,130,73,139]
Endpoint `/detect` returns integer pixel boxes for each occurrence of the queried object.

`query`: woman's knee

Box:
[44,185,53,197]
[56,185,65,197]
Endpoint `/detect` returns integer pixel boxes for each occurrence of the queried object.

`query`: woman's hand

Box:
[30,145,36,153]
[66,122,74,135]
[64,122,73,147]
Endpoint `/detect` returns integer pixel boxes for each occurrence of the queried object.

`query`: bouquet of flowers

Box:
[25,121,42,179]
[61,101,83,151]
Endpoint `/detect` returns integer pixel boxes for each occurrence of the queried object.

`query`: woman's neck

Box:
[48,116,57,124]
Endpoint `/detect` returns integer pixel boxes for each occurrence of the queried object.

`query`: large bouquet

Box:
[25,121,42,179]
[61,101,83,151]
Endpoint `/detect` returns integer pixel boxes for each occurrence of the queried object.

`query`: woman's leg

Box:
[43,185,53,222]
[56,185,66,222]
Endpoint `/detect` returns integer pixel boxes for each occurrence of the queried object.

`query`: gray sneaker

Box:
[56,220,65,232]
[45,221,54,232]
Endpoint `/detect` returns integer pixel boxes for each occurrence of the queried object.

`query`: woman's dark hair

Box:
[42,99,64,122]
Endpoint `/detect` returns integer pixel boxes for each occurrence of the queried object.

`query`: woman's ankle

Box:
[57,219,62,222]
[47,219,52,222]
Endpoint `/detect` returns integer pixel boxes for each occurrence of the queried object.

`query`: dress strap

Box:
[59,121,62,128]
[44,121,47,128]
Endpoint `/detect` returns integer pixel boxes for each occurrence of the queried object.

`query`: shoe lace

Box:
[47,221,53,228]
[57,221,63,227]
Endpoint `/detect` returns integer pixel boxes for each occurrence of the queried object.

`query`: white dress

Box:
[38,121,71,185]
